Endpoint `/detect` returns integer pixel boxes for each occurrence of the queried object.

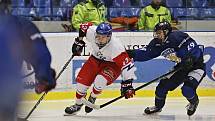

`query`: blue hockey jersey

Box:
[134,31,203,64]
[0,5,54,121]
[0,13,54,83]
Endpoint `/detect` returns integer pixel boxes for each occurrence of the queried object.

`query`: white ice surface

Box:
[18,97,215,121]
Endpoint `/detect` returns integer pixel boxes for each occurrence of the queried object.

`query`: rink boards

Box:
[22,32,215,100]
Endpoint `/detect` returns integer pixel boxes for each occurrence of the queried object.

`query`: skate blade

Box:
[142,111,161,115]
[63,113,77,116]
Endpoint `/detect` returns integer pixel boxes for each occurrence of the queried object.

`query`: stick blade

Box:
[81,98,100,110]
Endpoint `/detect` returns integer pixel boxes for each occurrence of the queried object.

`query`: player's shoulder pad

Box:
[169,31,187,39]
[150,38,159,45]
[111,37,125,52]
[17,16,35,32]
[17,16,43,40]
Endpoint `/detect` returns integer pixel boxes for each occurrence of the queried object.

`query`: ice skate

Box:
[64,104,83,115]
[85,96,96,113]
[186,99,199,116]
[144,106,162,114]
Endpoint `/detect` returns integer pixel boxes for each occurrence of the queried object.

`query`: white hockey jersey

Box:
[86,26,135,81]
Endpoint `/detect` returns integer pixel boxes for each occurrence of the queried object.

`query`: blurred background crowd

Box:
[8,0,215,32]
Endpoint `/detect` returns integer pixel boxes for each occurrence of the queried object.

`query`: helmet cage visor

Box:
[95,32,111,48]
[153,29,167,43]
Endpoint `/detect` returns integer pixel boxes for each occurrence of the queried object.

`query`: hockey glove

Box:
[182,56,194,70]
[72,37,85,56]
[121,79,135,99]
[126,49,135,59]
[79,22,93,37]
[35,68,56,94]
[175,56,194,71]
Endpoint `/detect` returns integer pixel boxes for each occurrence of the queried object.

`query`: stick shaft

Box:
[24,92,46,120]
[24,55,75,120]
[100,68,179,109]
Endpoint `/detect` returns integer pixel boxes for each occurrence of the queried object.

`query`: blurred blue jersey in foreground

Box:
[0,8,56,121]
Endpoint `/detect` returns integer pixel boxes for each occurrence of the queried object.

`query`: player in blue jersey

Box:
[127,21,206,116]
[0,1,56,120]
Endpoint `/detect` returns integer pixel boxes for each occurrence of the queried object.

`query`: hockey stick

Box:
[18,54,75,121]
[82,67,181,110]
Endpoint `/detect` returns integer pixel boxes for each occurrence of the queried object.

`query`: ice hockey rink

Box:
[18,97,215,121]
[18,32,215,121]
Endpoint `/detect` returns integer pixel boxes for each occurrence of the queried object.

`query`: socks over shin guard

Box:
[187,94,199,104]
[155,96,166,110]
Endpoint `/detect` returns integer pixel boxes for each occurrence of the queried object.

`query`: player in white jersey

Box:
[65,22,136,115]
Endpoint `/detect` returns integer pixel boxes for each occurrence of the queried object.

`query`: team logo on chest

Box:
[161,48,181,63]
[96,51,106,60]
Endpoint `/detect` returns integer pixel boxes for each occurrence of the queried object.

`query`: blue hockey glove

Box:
[184,56,194,68]
[126,49,135,59]
[35,68,56,94]
[72,37,85,56]
[175,56,194,71]
[121,79,135,99]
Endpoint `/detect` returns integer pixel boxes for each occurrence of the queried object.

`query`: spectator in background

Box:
[71,0,107,31]
[137,0,171,31]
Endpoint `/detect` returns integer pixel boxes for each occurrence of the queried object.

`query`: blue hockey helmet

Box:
[95,22,112,48]
[153,21,172,42]
[154,21,172,35]
[96,22,112,36]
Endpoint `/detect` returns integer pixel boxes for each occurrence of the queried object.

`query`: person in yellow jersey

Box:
[71,0,107,30]
[137,0,171,31]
